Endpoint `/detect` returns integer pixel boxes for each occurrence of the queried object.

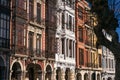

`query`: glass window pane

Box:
[3,29,6,38]
[4,19,6,29]
[7,30,9,39]
[1,19,3,28]
[1,13,3,18]
[0,29,3,37]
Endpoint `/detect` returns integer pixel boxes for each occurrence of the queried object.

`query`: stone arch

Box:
[84,73,88,80]
[108,77,112,80]
[45,65,52,80]
[11,62,22,80]
[0,56,6,80]
[26,63,43,80]
[10,60,23,71]
[45,63,53,71]
[103,78,105,80]
[76,73,82,80]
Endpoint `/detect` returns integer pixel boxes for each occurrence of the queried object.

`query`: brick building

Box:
[10,0,46,80]
[75,0,102,80]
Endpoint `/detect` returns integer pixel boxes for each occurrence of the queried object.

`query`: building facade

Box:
[75,0,102,80]
[10,0,46,80]
[102,30,115,80]
[0,0,114,80]
[0,0,11,80]
[55,0,76,80]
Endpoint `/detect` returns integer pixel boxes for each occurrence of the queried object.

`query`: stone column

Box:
[23,71,28,80]
[72,41,73,58]
[64,38,66,58]
[9,70,13,80]
[52,69,56,80]
[70,70,75,80]
[61,69,65,80]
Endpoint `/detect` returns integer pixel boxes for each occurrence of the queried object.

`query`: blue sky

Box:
[108,0,120,41]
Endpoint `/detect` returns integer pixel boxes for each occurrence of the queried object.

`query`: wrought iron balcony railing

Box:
[27,49,45,58]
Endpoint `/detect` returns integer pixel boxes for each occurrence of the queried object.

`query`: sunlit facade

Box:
[75,0,102,80]
[0,0,117,80]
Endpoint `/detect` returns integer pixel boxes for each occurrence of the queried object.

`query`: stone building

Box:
[54,0,76,80]
[101,30,115,80]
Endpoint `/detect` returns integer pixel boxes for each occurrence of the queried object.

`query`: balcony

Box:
[45,52,55,59]
[86,63,98,68]
[15,46,26,54]
[27,49,45,58]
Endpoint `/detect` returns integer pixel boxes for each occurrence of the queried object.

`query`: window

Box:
[69,15,72,31]
[86,28,92,45]
[62,13,65,29]
[112,59,114,69]
[99,54,102,67]
[86,51,88,66]
[0,0,9,7]
[79,28,83,42]
[66,14,69,29]
[73,18,75,32]
[37,3,41,23]
[62,38,64,54]
[29,0,34,21]
[0,13,10,48]
[66,0,74,8]
[73,42,75,58]
[56,38,59,53]
[106,58,108,68]
[36,34,41,54]
[28,31,34,54]
[109,59,111,69]
[78,6,83,19]
[66,39,68,56]
[79,48,84,65]
[69,40,72,57]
